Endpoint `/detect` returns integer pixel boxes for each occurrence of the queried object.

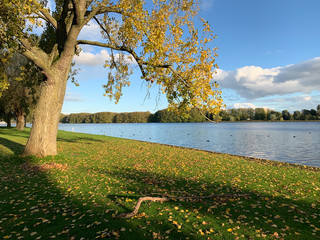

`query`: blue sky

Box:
[62,0,320,114]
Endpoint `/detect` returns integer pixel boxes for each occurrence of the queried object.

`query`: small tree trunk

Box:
[6,115,11,127]
[23,70,68,157]
[16,113,25,130]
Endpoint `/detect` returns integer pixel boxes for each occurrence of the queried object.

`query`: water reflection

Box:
[58,122,320,167]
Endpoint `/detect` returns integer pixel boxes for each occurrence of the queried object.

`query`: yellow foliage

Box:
[101,0,223,116]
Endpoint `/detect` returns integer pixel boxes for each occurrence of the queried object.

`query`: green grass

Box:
[0,127,319,239]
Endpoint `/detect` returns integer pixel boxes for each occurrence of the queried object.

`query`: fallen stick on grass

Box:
[116,193,250,218]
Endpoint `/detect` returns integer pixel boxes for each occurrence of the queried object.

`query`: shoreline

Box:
[57,125,320,170]
[2,125,319,169]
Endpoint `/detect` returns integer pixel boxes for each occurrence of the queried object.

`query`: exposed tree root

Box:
[117,193,250,218]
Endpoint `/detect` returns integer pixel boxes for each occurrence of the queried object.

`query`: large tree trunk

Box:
[23,67,69,157]
[16,113,25,130]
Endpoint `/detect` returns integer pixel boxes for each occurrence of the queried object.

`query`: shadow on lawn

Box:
[0,136,25,154]
[0,151,152,239]
[0,129,318,239]
[87,165,319,239]
[57,134,105,144]
[0,127,30,139]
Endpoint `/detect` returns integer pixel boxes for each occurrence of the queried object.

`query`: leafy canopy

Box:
[0,0,223,115]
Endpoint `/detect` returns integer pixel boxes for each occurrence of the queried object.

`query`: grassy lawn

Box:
[0,127,319,239]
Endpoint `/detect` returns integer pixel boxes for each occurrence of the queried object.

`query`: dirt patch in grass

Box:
[20,162,69,172]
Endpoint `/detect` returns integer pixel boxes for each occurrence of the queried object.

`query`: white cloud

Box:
[78,21,103,41]
[302,95,312,102]
[214,57,320,99]
[266,94,314,103]
[74,49,136,66]
[74,49,111,66]
[200,0,215,11]
[65,92,85,102]
[233,103,257,109]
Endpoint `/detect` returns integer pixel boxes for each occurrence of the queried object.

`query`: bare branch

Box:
[85,4,123,22]
[19,38,53,80]
[84,0,112,25]
[77,39,148,78]
[117,193,250,218]
[32,0,57,29]
[77,39,173,81]
[93,16,117,69]
[77,39,120,49]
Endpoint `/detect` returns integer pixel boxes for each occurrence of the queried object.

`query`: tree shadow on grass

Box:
[0,126,104,144]
[1,128,319,239]
[0,136,25,154]
[57,131,105,144]
[0,127,30,139]
[86,165,320,239]
[0,151,152,239]
[1,159,319,240]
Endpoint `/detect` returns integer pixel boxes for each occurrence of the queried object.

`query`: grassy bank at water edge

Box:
[0,127,319,239]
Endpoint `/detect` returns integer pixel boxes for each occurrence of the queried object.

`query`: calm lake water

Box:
[58,122,320,168]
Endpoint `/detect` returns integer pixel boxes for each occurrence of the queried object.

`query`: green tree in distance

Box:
[0,52,42,130]
[0,0,222,157]
[254,108,267,121]
[282,110,292,121]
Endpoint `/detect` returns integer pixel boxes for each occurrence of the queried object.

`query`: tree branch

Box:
[77,39,148,78]
[93,16,117,69]
[117,193,250,218]
[72,0,87,25]
[72,0,81,24]
[84,0,113,25]
[85,4,123,22]
[77,39,175,81]
[77,39,121,50]
[19,38,53,81]
[168,66,189,87]
[32,0,57,29]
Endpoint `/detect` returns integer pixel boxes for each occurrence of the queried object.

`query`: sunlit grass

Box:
[1,127,319,239]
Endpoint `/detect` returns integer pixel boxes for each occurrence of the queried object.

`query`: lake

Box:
[58,122,320,168]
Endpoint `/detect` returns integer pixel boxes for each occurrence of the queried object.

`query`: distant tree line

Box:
[59,105,320,124]
[60,108,208,124]
[216,106,320,122]
[60,111,152,124]
[3,105,319,125]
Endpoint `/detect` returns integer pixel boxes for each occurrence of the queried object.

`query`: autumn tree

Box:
[0,0,222,157]
[0,52,42,130]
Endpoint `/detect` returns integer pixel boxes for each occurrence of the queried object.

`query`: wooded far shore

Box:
[60,105,320,124]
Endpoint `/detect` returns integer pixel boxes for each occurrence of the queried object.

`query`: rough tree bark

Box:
[23,64,70,157]
[16,113,25,130]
